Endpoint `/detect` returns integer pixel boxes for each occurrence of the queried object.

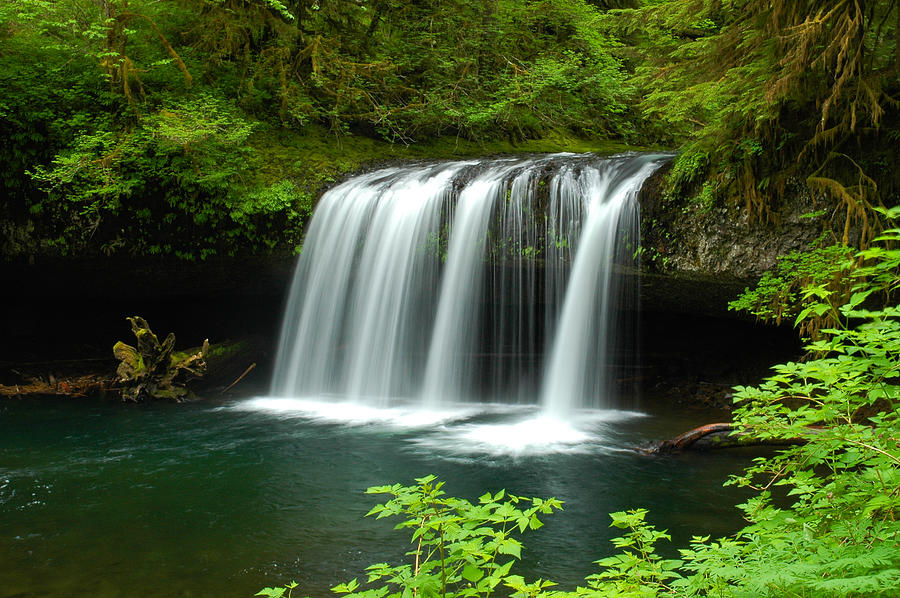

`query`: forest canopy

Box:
[2,0,899,258]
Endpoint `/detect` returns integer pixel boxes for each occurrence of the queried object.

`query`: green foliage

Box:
[728,242,856,337]
[665,151,708,196]
[21,91,316,258]
[1,0,645,260]
[0,1,115,217]
[256,581,300,598]
[682,211,900,596]
[667,206,900,596]
[610,0,900,231]
[333,475,563,598]
[180,0,634,141]
[5,0,900,258]
[113,316,209,402]
[259,476,564,598]
[150,93,256,150]
[576,509,682,597]
[661,149,717,212]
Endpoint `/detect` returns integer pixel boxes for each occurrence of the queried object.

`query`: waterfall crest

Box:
[271,153,668,414]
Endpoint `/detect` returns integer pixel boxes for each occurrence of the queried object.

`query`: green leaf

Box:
[461,564,484,582]
[498,539,522,559]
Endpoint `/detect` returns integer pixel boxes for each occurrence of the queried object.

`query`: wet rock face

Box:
[638,167,823,299]
[643,200,821,279]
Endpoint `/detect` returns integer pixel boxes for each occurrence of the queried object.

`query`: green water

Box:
[0,396,750,598]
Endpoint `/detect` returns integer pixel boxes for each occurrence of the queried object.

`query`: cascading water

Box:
[271,153,668,418]
[540,157,665,415]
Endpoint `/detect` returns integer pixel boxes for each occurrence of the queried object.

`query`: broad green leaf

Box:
[461,564,484,582]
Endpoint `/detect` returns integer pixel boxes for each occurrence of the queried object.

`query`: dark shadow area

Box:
[2,257,801,405]
[0,256,295,391]
[637,310,803,409]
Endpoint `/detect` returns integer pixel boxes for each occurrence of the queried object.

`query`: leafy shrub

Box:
[258,475,564,598]
[673,210,900,596]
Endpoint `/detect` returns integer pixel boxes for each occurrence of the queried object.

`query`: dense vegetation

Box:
[261,209,900,596]
[3,0,899,259]
[2,1,898,596]
[0,0,634,259]
[617,1,900,233]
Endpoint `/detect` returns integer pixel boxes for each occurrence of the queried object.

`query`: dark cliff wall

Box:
[1,256,294,365]
[638,164,824,317]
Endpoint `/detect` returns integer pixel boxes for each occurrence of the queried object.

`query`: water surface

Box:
[0,396,749,598]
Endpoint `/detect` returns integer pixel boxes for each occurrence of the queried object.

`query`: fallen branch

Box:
[642,422,811,455]
[220,362,256,394]
[0,374,114,399]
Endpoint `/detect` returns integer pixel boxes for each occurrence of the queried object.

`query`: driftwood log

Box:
[0,374,114,399]
[643,422,811,455]
[0,337,260,401]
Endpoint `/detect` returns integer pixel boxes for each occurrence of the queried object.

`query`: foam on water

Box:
[231,396,481,428]
[416,410,647,457]
[231,397,646,456]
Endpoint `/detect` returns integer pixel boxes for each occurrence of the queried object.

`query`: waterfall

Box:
[271,153,668,415]
[539,158,662,415]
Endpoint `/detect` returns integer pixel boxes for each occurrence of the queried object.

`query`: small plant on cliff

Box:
[113,316,208,402]
[727,240,856,339]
